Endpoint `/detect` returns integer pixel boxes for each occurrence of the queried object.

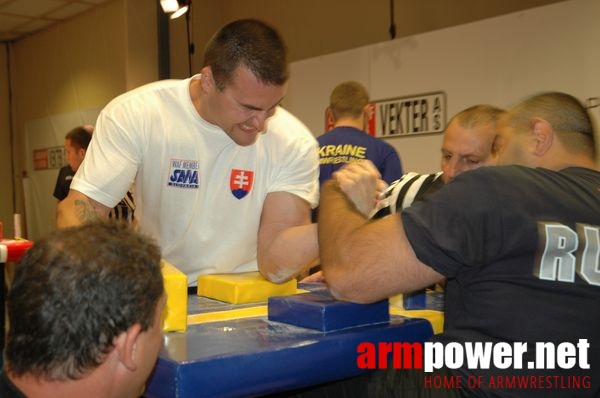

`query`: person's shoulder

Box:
[317,126,361,142]
[562,166,600,181]
[456,165,521,180]
[473,164,566,180]
[0,371,25,398]
[374,136,398,152]
[270,106,303,123]
[60,164,74,174]
[511,165,600,187]
[316,132,329,145]
[450,166,536,194]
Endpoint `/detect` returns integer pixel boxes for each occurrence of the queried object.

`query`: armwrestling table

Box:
[144,284,443,398]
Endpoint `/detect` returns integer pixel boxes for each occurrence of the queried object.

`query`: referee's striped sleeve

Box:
[370,171,443,219]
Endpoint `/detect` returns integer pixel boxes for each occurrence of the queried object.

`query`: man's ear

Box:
[362,105,371,119]
[115,323,142,372]
[531,117,553,156]
[326,108,335,130]
[200,66,214,92]
[362,105,371,131]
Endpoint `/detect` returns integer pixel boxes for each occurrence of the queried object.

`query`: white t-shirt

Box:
[72,76,319,284]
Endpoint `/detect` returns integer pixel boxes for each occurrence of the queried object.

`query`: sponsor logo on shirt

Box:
[230,169,254,199]
[319,144,367,165]
[168,159,199,189]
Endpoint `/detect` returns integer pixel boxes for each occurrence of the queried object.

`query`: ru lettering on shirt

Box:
[535,222,600,286]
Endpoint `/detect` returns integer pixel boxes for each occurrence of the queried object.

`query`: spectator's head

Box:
[199,19,289,146]
[495,92,596,168]
[328,81,370,130]
[5,222,165,398]
[441,104,506,183]
[64,125,93,172]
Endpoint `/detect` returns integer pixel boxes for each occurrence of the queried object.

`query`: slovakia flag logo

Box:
[230,169,254,199]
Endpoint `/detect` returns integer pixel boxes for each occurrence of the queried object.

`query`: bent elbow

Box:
[323,268,373,304]
[327,283,354,302]
[328,283,374,304]
[258,264,293,284]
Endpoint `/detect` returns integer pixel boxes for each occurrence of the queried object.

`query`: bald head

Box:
[495,92,596,168]
[441,104,506,183]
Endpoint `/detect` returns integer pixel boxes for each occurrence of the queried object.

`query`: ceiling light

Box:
[160,0,179,13]
[170,5,189,19]
[160,0,191,19]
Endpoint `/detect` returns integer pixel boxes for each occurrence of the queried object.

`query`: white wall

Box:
[24,109,100,240]
[7,0,157,240]
[286,0,600,173]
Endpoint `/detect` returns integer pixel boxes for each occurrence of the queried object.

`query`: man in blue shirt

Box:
[318,81,403,186]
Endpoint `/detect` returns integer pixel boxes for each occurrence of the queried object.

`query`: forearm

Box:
[319,180,444,303]
[258,223,319,283]
[318,180,371,299]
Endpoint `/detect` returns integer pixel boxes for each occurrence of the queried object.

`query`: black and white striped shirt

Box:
[108,190,135,223]
[370,171,444,219]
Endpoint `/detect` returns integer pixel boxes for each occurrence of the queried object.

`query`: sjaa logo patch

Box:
[230,169,254,199]
[168,159,199,189]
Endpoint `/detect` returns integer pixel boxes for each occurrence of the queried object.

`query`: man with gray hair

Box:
[372,104,505,218]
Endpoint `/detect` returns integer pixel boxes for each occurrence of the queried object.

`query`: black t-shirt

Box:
[402,166,600,398]
[0,372,26,398]
[53,165,75,201]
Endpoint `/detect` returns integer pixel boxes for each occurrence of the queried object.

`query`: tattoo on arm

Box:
[74,199,101,223]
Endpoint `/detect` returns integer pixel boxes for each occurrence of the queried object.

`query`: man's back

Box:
[318,126,402,185]
[402,165,600,397]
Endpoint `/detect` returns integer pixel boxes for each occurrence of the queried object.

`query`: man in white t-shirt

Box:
[57,19,320,285]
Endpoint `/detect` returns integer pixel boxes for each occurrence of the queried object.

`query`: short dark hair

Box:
[509,92,595,157]
[202,19,288,90]
[329,81,370,121]
[5,222,164,380]
[65,125,93,150]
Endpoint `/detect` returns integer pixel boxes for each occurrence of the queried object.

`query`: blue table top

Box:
[145,303,434,398]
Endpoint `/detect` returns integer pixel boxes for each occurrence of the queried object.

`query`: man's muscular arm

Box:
[56,189,111,228]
